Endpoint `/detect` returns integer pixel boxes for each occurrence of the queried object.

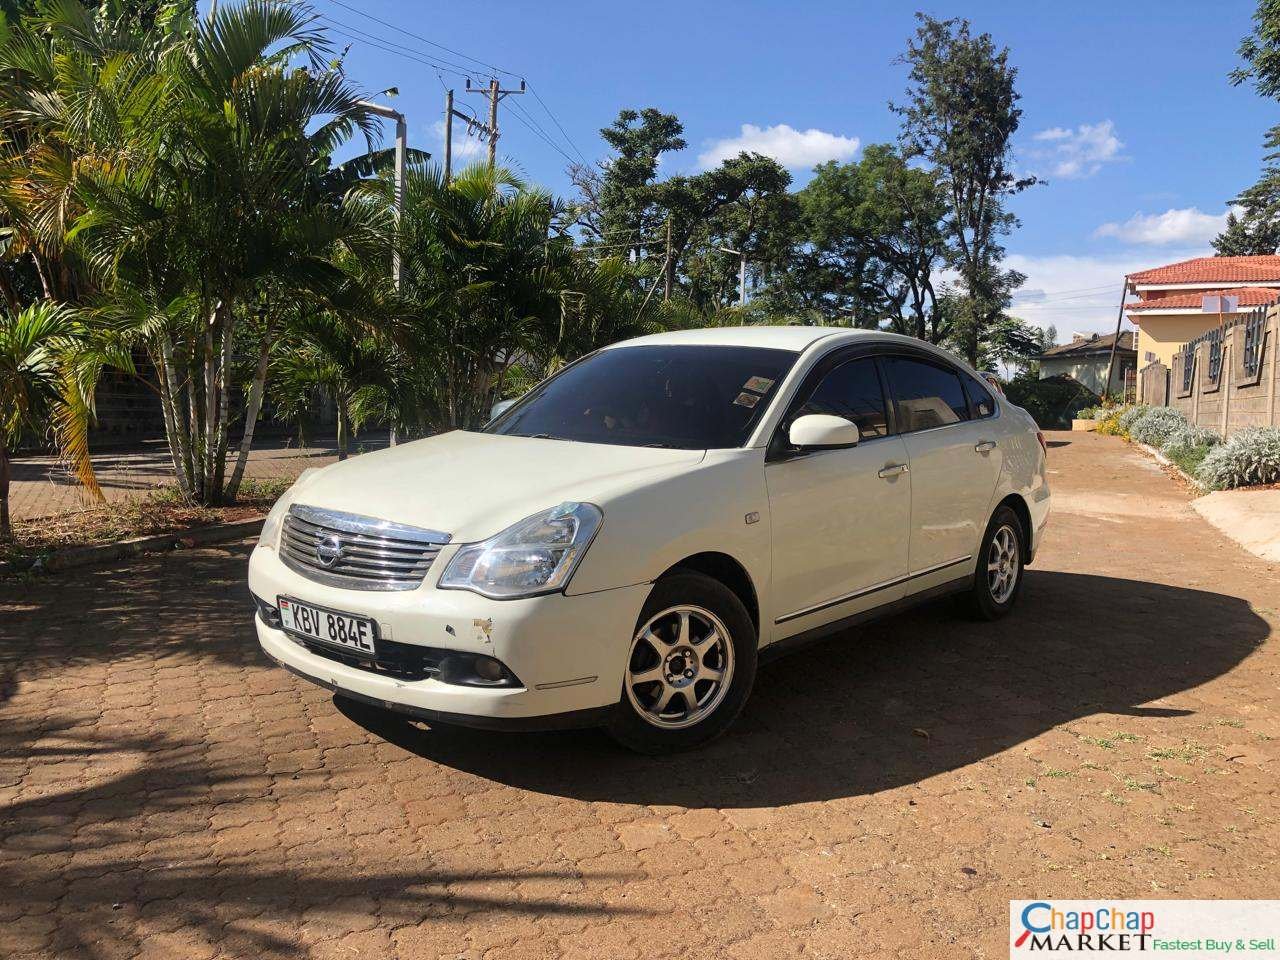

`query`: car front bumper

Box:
[248,544,650,727]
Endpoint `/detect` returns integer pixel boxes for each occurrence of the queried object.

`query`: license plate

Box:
[277,596,377,656]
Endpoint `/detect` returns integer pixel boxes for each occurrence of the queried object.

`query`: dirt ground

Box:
[1,430,1277,959]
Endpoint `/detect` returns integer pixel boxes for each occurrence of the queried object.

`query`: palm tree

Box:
[0,301,129,538]
[0,0,386,505]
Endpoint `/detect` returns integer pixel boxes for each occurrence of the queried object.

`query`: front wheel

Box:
[965,505,1026,620]
[606,572,757,754]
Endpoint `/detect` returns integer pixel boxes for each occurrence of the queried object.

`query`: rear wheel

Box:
[965,505,1025,620]
[606,572,757,754]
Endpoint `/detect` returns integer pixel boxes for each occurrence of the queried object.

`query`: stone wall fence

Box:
[1136,304,1278,435]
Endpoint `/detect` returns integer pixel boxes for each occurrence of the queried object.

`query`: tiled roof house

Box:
[1126,255,1280,369]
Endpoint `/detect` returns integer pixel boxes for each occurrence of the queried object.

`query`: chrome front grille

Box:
[279,504,451,592]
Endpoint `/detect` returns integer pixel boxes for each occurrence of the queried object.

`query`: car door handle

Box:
[974,440,997,453]
[877,463,909,478]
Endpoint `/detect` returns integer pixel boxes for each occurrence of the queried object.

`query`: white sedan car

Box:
[249,326,1050,752]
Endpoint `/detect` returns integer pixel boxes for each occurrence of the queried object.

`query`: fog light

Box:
[474,655,505,683]
[252,593,282,629]
[437,653,522,688]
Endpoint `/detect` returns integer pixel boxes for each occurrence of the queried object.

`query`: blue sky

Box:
[301,0,1274,337]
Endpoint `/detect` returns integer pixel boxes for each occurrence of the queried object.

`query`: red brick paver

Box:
[1,431,1278,958]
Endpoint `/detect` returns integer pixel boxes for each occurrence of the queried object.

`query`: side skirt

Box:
[759,574,973,665]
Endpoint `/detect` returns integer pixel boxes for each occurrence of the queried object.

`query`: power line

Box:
[321,0,523,80]
[526,81,588,164]
[505,98,576,165]
[319,14,479,77]
[318,1,588,168]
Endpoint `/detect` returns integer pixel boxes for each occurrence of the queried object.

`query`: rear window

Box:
[883,356,971,432]
[486,344,797,449]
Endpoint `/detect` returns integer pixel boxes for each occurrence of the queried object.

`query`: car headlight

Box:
[257,468,322,550]
[438,502,603,599]
[257,496,290,550]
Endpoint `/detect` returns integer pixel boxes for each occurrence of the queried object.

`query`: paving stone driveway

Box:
[2,431,1278,959]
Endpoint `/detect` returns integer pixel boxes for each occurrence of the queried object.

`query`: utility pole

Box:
[443,89,497,183]
[443,89,453,183]
[718,246,747,307]
[1103,276,1129,403]
[663,215,673,302]
[466,77,525,168]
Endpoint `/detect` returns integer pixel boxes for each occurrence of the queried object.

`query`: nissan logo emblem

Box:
[315,534,345,568]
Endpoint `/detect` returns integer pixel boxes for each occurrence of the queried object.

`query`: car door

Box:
[881,354,1003,590]
[765,354,912,634]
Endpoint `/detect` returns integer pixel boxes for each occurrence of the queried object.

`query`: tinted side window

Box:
[884,357,970,432]
[962,372,997,419]
[794,358,888,440]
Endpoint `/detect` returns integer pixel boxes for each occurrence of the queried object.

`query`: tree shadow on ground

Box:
[340,571,1269,808]
[0,714,648,960]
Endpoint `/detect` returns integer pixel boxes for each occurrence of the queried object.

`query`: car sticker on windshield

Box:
[743,376,775,393]
[733,392,760,408]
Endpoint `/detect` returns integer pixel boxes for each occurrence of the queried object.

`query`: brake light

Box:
[1037,431,1047,456]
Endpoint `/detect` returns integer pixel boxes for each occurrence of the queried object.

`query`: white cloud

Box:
[1093,206,1239,246]
[432,119,484,160]
[1004,249,1208,338]
[697,123,859,170]
[1028,120,1124,179]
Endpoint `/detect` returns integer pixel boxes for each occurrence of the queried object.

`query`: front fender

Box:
[565,450,773,623]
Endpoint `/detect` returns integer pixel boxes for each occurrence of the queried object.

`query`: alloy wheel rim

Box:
[987,523,1020,604]
[625,605,735,730]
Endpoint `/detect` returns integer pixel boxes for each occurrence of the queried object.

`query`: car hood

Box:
[288,430,706,542]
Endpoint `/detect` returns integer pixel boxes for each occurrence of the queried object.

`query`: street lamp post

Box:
[358,102,407,445]
[717,246,746,307]
[358,101,407,290]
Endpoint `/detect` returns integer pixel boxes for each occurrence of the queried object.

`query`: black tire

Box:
[964,504,1026,621]
[605,571,757,754]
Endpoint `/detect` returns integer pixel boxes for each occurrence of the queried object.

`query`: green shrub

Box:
[1128,407,1188,447]
[1160,424,1220,458]
[1196,427,1280,490]
[1076,405,1102,420]
[1116,405,1151,435]
[1004,374,1099,429]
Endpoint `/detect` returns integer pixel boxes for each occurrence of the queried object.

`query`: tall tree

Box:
[570,107,685,255]
[1216,1,1280,255]
[893,14,1035,365]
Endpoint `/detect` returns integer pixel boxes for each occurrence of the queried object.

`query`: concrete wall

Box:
[1040,355,1132,398]
[1148,308,1279,436]
[1133,315,1226,370]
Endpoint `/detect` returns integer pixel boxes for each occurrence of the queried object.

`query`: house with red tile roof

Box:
[1126,255,1280,369]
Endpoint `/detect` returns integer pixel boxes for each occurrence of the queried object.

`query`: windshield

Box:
[485,344,797,449]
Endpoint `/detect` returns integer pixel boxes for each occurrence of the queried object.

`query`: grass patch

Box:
[0,480,285,572]
[1164,442,1213,479]
[1147,741,1208,763]
[1080,731,1141,750]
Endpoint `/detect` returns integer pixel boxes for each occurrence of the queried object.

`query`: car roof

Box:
[604,325,869,352]
[603,324,965,360]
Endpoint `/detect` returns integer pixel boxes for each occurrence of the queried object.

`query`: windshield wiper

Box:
[527,432,569,441]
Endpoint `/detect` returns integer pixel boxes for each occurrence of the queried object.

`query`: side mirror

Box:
[489,398,517,422]
[788,414,860,450]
